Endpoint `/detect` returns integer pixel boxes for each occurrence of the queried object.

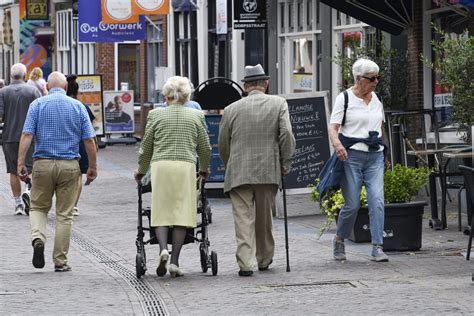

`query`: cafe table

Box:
[407,148,463,230]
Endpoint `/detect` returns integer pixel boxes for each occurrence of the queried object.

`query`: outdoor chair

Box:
[441,145,472,231]
[459,165,474,260]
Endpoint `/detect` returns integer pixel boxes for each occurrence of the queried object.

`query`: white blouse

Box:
[329,88,385,152]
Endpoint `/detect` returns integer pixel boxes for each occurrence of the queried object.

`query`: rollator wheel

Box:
[200,245,208,273]
[136,253,145,278]
[211,251,218,276]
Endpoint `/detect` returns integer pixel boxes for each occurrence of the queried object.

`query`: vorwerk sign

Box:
[79,0,146,42]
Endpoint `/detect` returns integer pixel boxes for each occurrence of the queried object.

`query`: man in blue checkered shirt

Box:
[17,71,97,272]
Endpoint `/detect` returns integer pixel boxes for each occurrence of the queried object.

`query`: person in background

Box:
[0,79,5,88]
[18,71,97,272]
[218,64,296,277]
[135,76,211,278]
[27,67,48,96]
[0,63,41,215]
[66,74,96,216]
[185,79,202,110]
[328,58,388,262]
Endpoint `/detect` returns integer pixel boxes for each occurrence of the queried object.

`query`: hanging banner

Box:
[216,0,227,34]
[103,90,135,133]
[101,0,139,24]
[132,0,169,15]
[233,0,267,29]
[76,75,105,137]
[79,0,146,42]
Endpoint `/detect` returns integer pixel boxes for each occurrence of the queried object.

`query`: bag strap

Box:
[341,90,349,126]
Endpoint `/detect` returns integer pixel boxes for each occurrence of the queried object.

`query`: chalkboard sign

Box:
[205,115,226,182]
[284,92,331,191]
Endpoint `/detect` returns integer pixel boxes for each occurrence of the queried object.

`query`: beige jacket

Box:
[218,90,296,193]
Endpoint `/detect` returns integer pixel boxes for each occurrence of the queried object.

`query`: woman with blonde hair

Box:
[135,76,211,278]
[27,67,48,96]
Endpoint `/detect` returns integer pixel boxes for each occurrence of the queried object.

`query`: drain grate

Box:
[47,220,168,316]
[266,281,357,293]
[0,291,27,295]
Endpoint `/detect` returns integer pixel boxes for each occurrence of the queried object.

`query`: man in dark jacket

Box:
[0,63,41,215]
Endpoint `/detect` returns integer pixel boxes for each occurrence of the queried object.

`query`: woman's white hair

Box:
[162,76,191,105]
[10,63,27,80]
[352,58,379,81]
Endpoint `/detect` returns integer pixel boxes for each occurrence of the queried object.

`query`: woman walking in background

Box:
[135,76,211,278]
[66,74,96,216]
[27,67,48,96]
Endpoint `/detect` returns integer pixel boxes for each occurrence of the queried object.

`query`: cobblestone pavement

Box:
[0,145,472,315]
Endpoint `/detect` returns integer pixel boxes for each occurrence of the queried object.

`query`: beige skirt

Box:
[150,160,196,228]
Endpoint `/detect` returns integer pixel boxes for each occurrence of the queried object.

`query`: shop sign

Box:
[233,0,267,29]
[79,0,146,42]
[132,0,169,15]
[26,0,49,21]
[434,93,452,108]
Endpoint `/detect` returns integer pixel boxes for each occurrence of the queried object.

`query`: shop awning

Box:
[320,0,414,35]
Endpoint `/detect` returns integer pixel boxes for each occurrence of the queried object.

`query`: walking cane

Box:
[281,176,290,272]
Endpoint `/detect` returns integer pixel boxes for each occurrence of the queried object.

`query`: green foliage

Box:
[332,38,408,110]
[311,164,429,238]
[422,26,474,142]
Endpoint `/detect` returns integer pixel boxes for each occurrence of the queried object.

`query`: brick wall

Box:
[96,43,115,91]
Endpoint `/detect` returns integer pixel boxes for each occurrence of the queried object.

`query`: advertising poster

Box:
[103,90,135,133]
[19,0,52,75]
[76,75,105,137]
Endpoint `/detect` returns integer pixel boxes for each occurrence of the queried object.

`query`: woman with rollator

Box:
[135,76,211,278]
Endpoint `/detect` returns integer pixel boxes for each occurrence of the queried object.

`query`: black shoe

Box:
[32,238,45,269]
[258,259,273,271]
[238,270,253,277]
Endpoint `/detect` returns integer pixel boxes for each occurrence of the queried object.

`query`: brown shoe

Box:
[55,264,72,272]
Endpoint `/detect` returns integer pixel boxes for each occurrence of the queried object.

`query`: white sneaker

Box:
[72,207,80,216]
[14,204,26,216]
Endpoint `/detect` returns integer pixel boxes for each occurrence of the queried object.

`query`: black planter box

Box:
[345,201,427,251]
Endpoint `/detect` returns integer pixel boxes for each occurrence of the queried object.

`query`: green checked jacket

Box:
[137,105,211,174]
[218,90,296,193]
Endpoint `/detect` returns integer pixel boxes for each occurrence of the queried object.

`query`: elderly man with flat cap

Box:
[218,64,295,277]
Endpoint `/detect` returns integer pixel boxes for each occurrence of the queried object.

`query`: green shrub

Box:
[311,164,430,238]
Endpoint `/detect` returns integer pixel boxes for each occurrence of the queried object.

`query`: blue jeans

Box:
[336,149,385,245]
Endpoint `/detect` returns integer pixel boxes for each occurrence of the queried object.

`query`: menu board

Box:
[284,92,331,190]
[205,115,226,182]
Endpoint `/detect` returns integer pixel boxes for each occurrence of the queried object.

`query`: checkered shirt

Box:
[137,105,211,174]
[22,88,96,159]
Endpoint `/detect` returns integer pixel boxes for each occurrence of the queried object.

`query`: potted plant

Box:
[311,164,430,251]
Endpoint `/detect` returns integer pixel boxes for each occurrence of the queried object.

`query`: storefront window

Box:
[291,38,313,92]
[118,44,140,103]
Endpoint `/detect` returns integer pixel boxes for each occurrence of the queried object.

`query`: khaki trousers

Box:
[229,184,278,271]
[29,159,80,266]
